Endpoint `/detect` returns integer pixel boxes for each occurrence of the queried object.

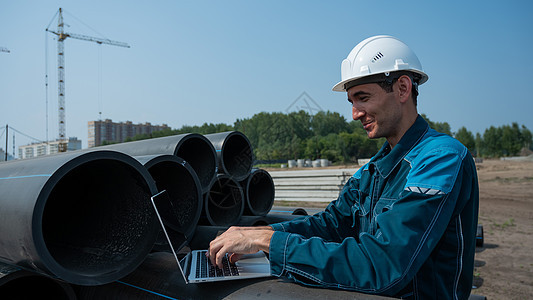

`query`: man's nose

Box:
[352,105,364,120]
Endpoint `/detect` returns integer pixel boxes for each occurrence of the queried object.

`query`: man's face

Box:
[347,82,402,140]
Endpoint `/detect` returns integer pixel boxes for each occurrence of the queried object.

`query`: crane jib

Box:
[45,8,130,151]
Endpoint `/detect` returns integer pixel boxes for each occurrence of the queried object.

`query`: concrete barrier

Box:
[268,168,359,202]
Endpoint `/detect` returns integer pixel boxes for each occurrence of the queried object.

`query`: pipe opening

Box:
[222,134,252,181]
[147,160,200,236]
[205,176,243,226]
[175,137,216,193]
[246,170,274,216]
[42,159,156,280]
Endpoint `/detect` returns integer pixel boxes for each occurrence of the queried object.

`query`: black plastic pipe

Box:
[74,251,391,300]
[135,155,202,245]
[241,168,275,216]
[0,263,77,299]
[237,216,270,227]
[189,214,305,251]
[0,150,160,286]
[188,225,229,250]
[204,131,253,182]
[264,213,307,224]
[292,208,309,216]
[96,133,216,193]
[202,174,244,226]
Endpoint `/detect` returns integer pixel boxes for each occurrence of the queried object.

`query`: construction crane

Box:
[0,47,10,53]
[46,8,129,152]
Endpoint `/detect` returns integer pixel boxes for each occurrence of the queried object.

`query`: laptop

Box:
[150,190,272,284]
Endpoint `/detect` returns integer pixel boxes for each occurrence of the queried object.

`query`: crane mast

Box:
[57,8,66,150]
[46,8,129,151]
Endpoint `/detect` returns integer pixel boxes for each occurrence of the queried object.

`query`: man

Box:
[208,35,479,299]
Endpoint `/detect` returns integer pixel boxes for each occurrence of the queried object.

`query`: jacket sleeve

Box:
[270,169,363,243]
[268,146,475,296]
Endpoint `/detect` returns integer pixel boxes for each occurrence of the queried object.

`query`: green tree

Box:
[235,111,310,160]
[318,134,344,162]
[151,128,175,138]
[420,114,452,136]
[501,123,522,156]
[475,133,483,157]
[304,136,321,160]
[287,111,313,139]
[338,131,381,162]
[455,127,476,155]
[310,111,349,136]
[482,126,503,158]
[521,125,532,151]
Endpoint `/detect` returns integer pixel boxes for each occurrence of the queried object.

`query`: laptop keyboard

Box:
[196,250,239,278]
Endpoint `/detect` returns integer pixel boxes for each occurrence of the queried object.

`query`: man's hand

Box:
[208,226,274,268]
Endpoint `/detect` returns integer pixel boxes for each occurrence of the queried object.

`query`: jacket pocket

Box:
[352,191,371,232]
[370,197,397,235]
[372,197,396,217]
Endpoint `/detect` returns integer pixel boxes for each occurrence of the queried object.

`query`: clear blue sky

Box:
[1,1,532,154]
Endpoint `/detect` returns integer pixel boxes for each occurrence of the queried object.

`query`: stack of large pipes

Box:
[202,131,275,226]
[96,131,276,227]
[0,131,286,298]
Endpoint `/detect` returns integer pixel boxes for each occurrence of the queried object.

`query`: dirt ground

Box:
[473,159,533,299]
[274,159,533,299]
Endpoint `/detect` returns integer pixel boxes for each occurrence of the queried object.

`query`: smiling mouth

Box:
[362,121,373,131]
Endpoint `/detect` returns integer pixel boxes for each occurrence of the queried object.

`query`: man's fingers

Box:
[215,246,228,268]
[208,239,223,266]
[208,226,271,267]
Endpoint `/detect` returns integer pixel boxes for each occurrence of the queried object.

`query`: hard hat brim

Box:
[332,77,360,92]
[332,70,428,92]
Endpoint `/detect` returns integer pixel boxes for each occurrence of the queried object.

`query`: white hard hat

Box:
[332,35,428,92]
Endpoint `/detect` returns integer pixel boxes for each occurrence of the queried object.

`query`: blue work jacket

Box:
[269,115,479,299]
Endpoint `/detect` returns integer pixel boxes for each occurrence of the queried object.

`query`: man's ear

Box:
[397,75,412,103]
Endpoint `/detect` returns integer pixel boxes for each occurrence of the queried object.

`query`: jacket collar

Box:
[370,115,429,178]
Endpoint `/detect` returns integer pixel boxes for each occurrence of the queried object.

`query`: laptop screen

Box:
[150,190,189,283]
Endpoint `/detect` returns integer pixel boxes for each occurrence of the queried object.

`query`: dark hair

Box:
[376,73,419,106]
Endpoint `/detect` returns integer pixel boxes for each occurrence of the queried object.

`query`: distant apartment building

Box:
[17,137,82,159]
[88,119,170,148]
